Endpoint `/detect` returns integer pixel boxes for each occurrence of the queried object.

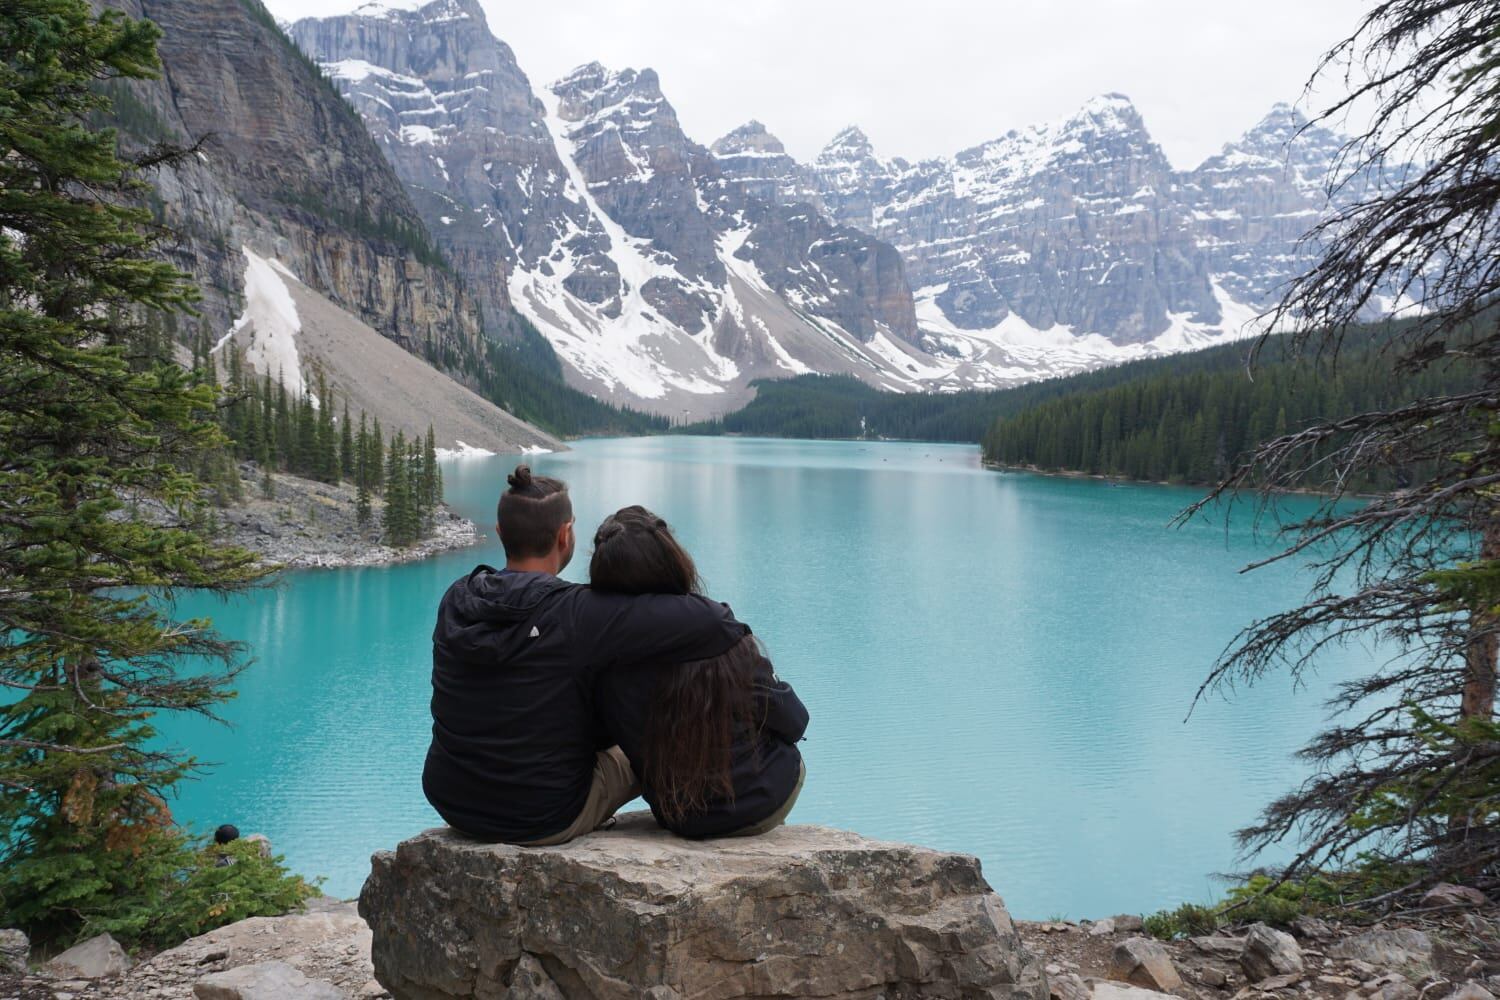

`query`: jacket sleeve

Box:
[754,654,809,745]
[576,590,751,672]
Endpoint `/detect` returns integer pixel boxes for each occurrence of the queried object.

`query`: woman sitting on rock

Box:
[589,506,808,838]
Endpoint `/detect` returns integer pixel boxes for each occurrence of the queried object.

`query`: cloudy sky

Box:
[261,0,1370,169]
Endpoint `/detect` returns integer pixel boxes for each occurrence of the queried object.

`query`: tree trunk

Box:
[1459,515,1500,723]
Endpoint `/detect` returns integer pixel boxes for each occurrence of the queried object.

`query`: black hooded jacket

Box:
[596,646,808,838]
[422,565,750,842]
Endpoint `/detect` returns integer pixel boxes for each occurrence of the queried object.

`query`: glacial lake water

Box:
[159,435,1369,919]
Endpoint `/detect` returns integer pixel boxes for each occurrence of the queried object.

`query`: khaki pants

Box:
[517,747,641,847]
[726,759,806,838]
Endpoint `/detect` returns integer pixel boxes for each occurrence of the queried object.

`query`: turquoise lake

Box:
[159,436,1368,919]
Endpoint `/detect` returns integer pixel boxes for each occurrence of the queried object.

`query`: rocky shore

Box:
[4,824,1496,999]
[6,898,1496,1000]
[209,463,479,570]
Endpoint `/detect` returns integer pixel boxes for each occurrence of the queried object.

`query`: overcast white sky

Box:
[262,0,1371,169]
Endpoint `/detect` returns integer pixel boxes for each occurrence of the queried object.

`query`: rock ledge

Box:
[360,812,1049,999]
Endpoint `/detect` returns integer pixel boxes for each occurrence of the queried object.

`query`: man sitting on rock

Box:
[422,465,750,845]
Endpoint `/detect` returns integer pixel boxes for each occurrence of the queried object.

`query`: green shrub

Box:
[137,839,321,948]
[1142,865,1416,940]
[3,829,320,950]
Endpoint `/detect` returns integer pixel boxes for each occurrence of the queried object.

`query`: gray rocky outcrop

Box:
[45,933,130,980]
[1109,937,1183,992]
[1422,884,1490,910]
[1329,929,1436,974]
[359,812,1049,999]
[1239,922,1304,982]
[100,0,489,380]
[0,929,29,974]
[1091,982,1179,1000]
[194,959,345,1000]
[290,2,924,418]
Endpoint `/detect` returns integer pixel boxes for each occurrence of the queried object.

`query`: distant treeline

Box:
[980,329,1478,486]
[682,323,1479,489]
[680,332,1394,444]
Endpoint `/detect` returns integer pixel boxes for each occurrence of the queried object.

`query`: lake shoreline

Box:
[982,459,1375,500]
[213,464,481,571]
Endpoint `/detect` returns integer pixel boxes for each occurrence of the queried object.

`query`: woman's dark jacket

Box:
[594,643,808,838]
[422,566,749,843]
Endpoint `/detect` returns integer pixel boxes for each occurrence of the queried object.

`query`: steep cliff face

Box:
[713,97,1393,380]
[104,0,489,374]
[1179,103,1363,311]
[289,0,593,336]
[293,0,925,417]
[710,120,816,208]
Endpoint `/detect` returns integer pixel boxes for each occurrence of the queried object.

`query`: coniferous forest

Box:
[979,328,1478,486]
[188,337,446,548]
[687,324,1479,491]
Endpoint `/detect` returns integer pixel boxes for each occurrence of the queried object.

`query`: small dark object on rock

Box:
[214,824,240,845]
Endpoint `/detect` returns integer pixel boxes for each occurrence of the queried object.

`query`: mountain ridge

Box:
[282,0,1395,416]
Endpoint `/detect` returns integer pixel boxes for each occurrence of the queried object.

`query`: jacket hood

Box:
[448,565,571,625]
[434,566,573,661]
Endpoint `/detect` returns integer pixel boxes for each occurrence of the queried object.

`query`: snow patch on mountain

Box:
[218,246,310,400]
[505,85,737,400]
[912,277,1264,388]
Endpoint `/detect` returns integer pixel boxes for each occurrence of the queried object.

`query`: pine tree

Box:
[354,412,372,527]
[382,431,412,546]
[367,416,384,494]
[294,392,316,478]
[419,426,439,534]
[339,400,355,482]
[0,0,310,945]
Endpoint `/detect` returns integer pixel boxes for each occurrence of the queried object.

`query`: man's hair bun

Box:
[507,465,534,492]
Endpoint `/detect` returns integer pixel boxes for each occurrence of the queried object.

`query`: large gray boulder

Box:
[0,928,29,973]
[1240,923,1303,982]
[44,932,129,979]
[359,812,1050,999]
[1329,928,1435,973]
[1109,937,1183,992]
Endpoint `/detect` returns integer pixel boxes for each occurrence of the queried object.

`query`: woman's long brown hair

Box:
[589,506,758,823]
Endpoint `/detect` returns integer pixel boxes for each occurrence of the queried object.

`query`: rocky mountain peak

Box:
[349,0,476,22]
[819,125,876,164]
[711,120,786,157]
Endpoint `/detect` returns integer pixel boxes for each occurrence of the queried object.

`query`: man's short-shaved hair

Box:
[497,465,572,559]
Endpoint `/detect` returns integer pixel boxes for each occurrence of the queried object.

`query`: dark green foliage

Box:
[132,839,320,949]
[1141,865,1422,938]
[354,414,372,526]
[682,374,1003,441]
[382,432,414,546]
[0,0,306,947]
[982,329,1478,486]
[6,834,319,949]
[339,402,355,481]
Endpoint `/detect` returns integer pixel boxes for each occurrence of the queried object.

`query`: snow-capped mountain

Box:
[1178,103,1368,311]
[292,0,935,417]
[291,0,1381,416]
